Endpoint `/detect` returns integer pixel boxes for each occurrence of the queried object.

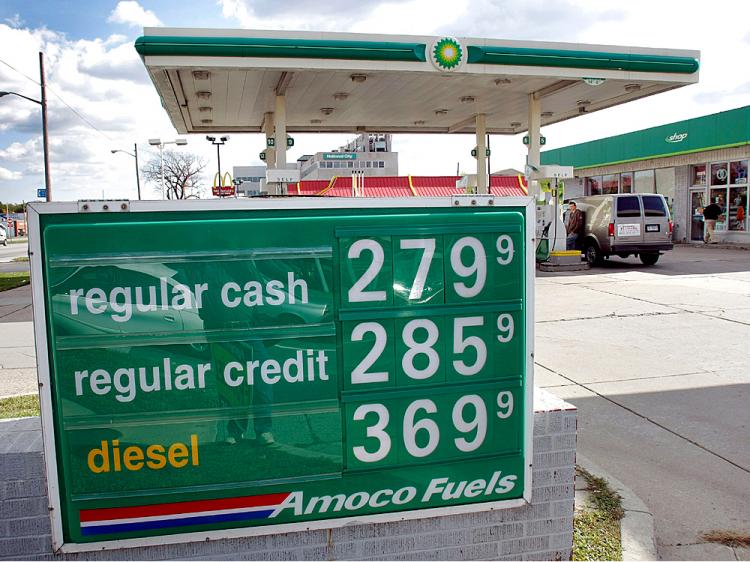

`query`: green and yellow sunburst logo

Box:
[432,37,463,71]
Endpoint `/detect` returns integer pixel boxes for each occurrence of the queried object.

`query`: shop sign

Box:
[665,132,688,143]
[29,199,533,549]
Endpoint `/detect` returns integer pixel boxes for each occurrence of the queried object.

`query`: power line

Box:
[0,57,39,86]
[0,56,113,141]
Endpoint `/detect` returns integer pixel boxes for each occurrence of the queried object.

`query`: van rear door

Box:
[614,195,643,244]
[641,194,671,245]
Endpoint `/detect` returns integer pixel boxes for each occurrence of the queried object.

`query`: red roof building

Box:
[294,175,527,197]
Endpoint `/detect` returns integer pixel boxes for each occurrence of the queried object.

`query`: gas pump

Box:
[527,165,574,258]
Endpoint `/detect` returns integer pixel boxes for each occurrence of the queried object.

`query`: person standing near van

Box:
[702,200,722,244]
[565,201,584,250]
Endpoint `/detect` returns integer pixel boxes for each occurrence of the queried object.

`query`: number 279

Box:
[347,235,514,304]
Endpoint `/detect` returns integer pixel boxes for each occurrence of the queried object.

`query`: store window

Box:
[711,163,728,185]
[366,161,372,168]
[691,164,707,186]
[730,160,748,184]
[602,174,618,194]
[729,186,747,231]
[709,187,728,230]
[587,176,602,195]
[621,173,633,193]
[656,168,675,212]
[634,170,655,194]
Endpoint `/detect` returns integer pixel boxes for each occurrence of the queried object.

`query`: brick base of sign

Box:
[0,389,576,561]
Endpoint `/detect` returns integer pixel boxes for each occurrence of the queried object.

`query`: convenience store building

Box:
[541,106,750,244]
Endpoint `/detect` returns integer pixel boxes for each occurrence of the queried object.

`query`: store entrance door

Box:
[690,189,706,242]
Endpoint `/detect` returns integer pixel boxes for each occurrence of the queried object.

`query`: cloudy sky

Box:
[1,0,749,202]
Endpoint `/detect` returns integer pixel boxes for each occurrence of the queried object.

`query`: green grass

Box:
[8,238,28,244]
[11,256,29,262]
[0,271,30,291]
[0,394,40,419]
[573,467,624,561]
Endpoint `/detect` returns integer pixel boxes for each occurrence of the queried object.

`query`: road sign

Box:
[29,198,533,549]
[523,136,546,146]
[37,188,47,198]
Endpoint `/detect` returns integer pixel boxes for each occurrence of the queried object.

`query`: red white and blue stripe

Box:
[79,492,290,536]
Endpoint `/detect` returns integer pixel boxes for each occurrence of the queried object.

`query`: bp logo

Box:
[431,37,463,71]
[665,132,688,143]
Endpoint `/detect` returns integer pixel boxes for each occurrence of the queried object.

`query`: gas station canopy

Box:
[136,28,700,135]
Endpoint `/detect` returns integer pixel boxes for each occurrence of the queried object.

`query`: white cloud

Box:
[0,21,176,202]
[4,14,23,28]
[0,167,22,181]
[108,1,162,28]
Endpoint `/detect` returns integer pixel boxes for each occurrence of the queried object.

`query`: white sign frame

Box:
[28,196,535,553]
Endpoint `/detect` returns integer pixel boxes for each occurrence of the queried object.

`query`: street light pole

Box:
[216,143,222,183]
[148,138,187,199]
[206,135,230,197]
[0,53,52,202]
[39,52,51,202]
[111,145,142,200]
[133,143,141,200]
[159,143,165,199]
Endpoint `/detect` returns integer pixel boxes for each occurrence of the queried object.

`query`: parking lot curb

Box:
[577,454,657,561]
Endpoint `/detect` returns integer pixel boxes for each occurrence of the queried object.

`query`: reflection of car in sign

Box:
[51,263,206,338]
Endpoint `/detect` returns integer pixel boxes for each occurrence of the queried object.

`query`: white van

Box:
[573,194,673,266]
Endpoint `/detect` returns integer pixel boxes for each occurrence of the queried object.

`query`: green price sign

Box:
[29,198,533,550]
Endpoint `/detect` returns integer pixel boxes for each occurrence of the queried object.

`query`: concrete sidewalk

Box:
[0,283,36,398]
[0,321,36,398]
[535,245,750,560]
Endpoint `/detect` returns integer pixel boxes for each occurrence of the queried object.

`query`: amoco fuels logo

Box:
[665,132,688,143]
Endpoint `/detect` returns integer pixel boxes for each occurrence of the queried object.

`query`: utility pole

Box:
[133,143,141,200]
[39,52,51,202]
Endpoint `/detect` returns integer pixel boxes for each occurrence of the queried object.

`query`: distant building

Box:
[232,165,266,197]
[235,133,399,191]
[298,133,398,181]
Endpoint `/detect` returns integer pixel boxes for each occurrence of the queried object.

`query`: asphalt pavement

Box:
[0,239,29,263]
[0,244,748,560]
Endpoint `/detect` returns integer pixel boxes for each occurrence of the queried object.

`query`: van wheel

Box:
[584,242,602,266]
[640,253,660,266]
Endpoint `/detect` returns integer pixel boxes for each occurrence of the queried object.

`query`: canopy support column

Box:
[274,95,287,170]
[263,111,276,168]
[476,113,487,194]
[527,94,541,198]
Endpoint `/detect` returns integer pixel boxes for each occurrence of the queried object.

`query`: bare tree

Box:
[141,150,207,199]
